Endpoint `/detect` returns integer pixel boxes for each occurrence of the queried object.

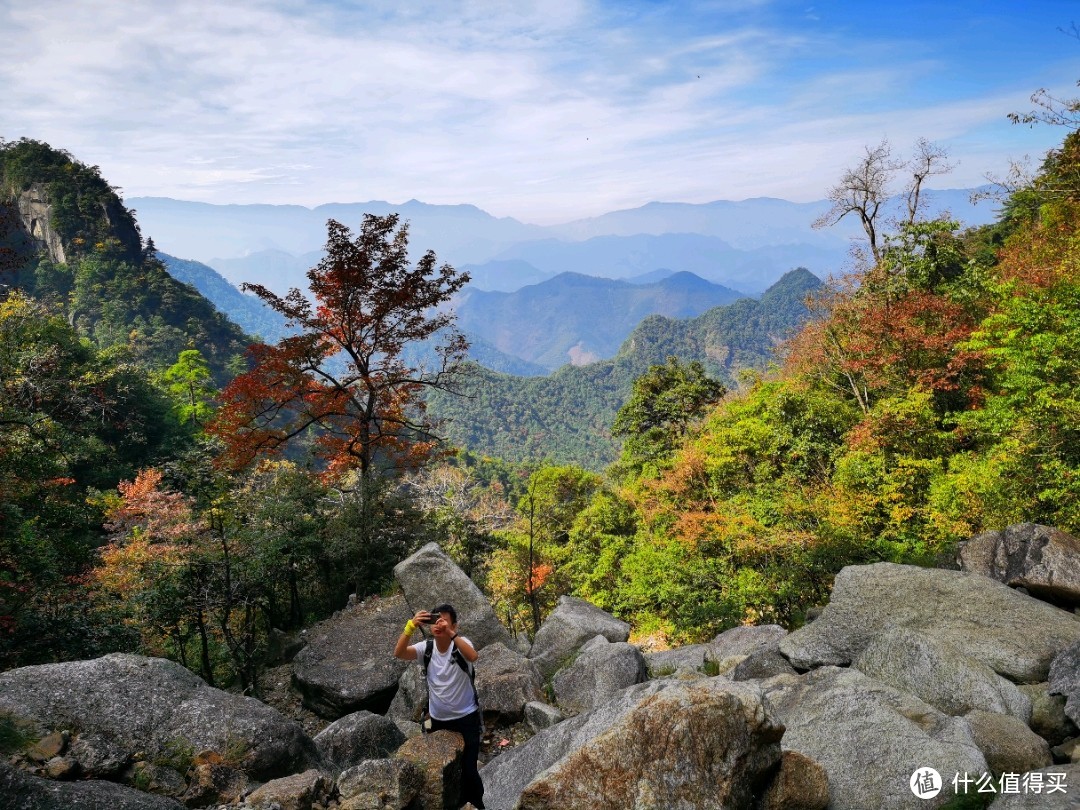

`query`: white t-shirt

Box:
[411,638,478,721]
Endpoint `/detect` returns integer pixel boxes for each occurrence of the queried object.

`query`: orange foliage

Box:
[785,277,985,411]
[104,468,199,545]
[208,215,469,482]
[525,563,553,595]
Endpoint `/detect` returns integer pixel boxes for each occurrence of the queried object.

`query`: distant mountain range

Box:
[160,251,750,374]
[129,188,998,298]
[454,271,745,370]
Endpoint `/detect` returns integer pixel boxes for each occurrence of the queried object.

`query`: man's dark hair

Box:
[431,603,457,624]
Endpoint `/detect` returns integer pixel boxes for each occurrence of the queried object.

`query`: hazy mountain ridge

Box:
[457,258,554,292]
[130,188,996,298]
[159,253,293,344]
[454,271,746,370]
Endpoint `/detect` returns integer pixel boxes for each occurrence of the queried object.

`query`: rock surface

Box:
[853,626,1031,720]
[780,563,1080,682]
[393,730,464,810]
[313,711,405,774]
[759,750,830,810]
[731,646,797,682]
[0,653,318,782]
[15,184,67,265]
[67,732,130,778]
[181,762,249,807]
[763,667,988,810]
[291,594,411,719]
[387,665,428,725]
[644,643,711,675]
[959,523,1080,606]
[965,709,1053,776]
[525,701,564,733]
[0,758,184,809]
[1050,640,1080,727]
[337,758,424,810]
[1020,683,1079,746]
[393,542,512,649]
[245,768,331,810]
[528,595,631,679]
[474,642,543,723]
[709,624,788,660]
[482,678,782,810]
[551,635,648,715]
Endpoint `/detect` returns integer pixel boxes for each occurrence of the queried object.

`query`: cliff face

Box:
[14,183,67,265]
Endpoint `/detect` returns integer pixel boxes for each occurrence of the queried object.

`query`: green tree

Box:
[162,349,216,428]
[612,356,725,474]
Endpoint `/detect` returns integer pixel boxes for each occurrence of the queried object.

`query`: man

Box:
[394,603,485,809]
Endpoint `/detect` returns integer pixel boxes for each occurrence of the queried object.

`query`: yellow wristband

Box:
[404,620,416,636]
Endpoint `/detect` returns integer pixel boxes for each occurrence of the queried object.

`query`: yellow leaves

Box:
[94,531,185,596]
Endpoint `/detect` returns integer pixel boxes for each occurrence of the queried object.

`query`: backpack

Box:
[421,637,483,732]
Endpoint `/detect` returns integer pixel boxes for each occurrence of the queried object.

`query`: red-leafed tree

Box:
[209,214,470,482]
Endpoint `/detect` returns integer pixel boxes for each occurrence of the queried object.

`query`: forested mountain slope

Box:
[0,140,249,382]
[429,268,821,467]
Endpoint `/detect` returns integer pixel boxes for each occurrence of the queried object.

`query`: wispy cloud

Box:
[1,0,1076,223]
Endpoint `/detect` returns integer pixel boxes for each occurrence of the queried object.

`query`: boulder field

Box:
[2,528,1080,809]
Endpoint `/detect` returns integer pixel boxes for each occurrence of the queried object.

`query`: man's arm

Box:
[451,633,478,663]
[394,611,430,660]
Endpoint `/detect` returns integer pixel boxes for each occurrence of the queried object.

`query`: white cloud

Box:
[0,0,1075,223]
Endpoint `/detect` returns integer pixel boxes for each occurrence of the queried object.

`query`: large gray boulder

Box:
[393,730,464,810]
[0,654,318,783]
[645,643,711,675]
[337,759,424,810]
[1050,640,1080,727]
[393,542,511,649]
[246,769,332,809]
[731,646,798,682]
[387,665,428,725]
[313,711,405,775]
[959,523,1080,606]
[763,667,987,810]
[0,758,184,809]
[475,642,544,723]
[710,624,789,660]
[292,594,411,719]
[853,627,1032,721]
[483,677,782,810]
[552,635,649,716]
[528,595,631,680]
[780,563,1080,682]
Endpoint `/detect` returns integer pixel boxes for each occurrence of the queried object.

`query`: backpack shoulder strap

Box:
[451,647,481,718]
[422,638,434,678]
[451,648,475,679]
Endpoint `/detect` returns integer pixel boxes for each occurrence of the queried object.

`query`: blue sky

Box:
[2,0,1078,223]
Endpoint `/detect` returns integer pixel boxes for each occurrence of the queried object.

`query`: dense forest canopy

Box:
[1,105,1079,693]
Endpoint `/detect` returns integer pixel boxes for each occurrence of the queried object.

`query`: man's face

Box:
[431,611,457,636]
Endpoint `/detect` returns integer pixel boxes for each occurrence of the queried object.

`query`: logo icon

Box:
[910,767,942,799]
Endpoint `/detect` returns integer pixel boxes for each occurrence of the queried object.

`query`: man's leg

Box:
[430,711,485,809]
[457,710,485,809]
